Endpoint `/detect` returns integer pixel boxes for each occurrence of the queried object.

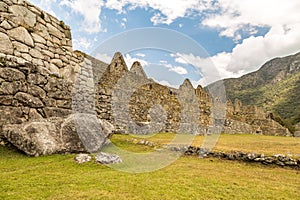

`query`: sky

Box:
[28,0,300,88]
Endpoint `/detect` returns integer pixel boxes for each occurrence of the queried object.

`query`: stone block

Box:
[29,48,44,59]
[28,84,46,99]
[15,92,43,108]
[7,26,34,47]
[31,32,46,44]
[9,5,36,27]
[0,32,14,54]
[27,73,47,85]
[0,67,25,81]
[12,41,29,53]
[43,107,71,118]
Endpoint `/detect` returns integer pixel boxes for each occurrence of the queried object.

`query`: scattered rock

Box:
[95,152,122,164]
[74,154,92,164]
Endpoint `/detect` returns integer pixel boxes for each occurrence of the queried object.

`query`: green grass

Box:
[113,133,300,155]
[1,134,300,199]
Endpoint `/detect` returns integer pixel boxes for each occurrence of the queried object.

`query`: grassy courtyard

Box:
[0,134,299,199]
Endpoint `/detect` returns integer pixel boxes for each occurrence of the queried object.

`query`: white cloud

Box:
[202,0,300,40]
[175,22,300,85]
[60,0,104,33]
[169,66,187,75]
[73,37,92,50]
[95,53,112,63]
[136,53,146,57]
[105,0,210,25]
[152,78,179,89]
[29,0,57,17]
[124,54,148,68]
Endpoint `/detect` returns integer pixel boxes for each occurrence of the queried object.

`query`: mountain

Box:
[208,52,300,128]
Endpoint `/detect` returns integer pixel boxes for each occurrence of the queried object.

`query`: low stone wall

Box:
[180,146,300,169]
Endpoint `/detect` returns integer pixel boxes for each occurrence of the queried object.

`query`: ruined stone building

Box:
[0,0,290,156]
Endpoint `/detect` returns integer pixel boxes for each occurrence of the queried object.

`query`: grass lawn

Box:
[114,133,300,155]
[0,134,300,199]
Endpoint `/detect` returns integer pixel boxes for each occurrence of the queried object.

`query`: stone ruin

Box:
[0,0,290,156]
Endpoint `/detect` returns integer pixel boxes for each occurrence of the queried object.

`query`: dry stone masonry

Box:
[0,0,291,156]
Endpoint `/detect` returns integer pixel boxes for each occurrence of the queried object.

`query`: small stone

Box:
[27,73,47,85]
[29,48,44,59]
[28,84,46,99]
[31,33,46,44]
[0,67,25,81]
[74,154,92,164]
[15,92,44,108]
[49,63,60,75]
[95,152,122,164]
[51,59,63,68]
[12,41,29,53]
[0,32,14,54]
[0,2,8,12]
[0,20,12,30]
[21,53,32,62]
[8,27,34,47]
[46,23,62,39]
[42,49,54,58]
[32,58,44,66]
[28,108,43,120]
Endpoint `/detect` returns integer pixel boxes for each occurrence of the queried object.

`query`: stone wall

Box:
[224,99,290,136]
[0,0,83,81]
[0,0,112,155]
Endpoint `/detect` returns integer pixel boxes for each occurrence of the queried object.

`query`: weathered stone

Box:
[60,65,76,82]
[0,67,25,81]
[95,152,122,164]
[74,154,92,164]
[2,113,114,156]
[28,108,43,120]
[52,36,61,45]
[34,23,51,40]
[9,5,36,27]
[43,107,71,118]
[15,92,43,108]
[31,33,46,44]
[27,73,47,85]
[29,48,43,59]
[0,95,14,105]
[2,116,82,156]
[32,58,44,66]
[49,63,59,75]
[7,27,34,47]
[0,20,12,30]
[0,81,27,95]
[28,85,46,99]
[51,59,63,68]
[21,53,32,62]
[42,49,54,58]
[0,2,8,12]
[56,100,71,109]
[12,41,29,53]
[0,106,24,127]
[0,32,14,54]
[46,23,62,39]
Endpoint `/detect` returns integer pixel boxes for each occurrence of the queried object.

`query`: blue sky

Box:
[28,0,300,87]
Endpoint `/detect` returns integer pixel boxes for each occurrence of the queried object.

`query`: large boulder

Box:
[2,114,114,156]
